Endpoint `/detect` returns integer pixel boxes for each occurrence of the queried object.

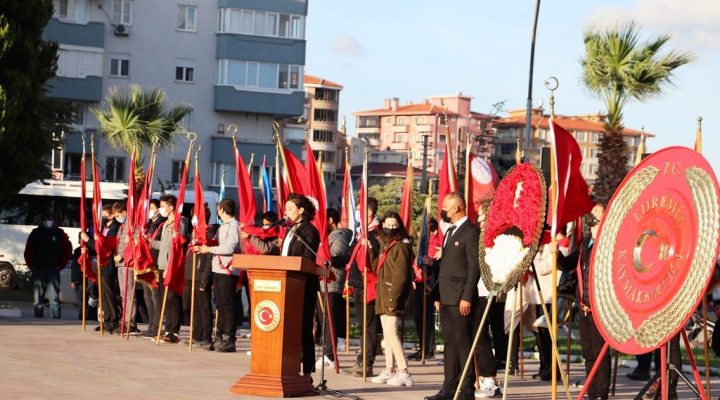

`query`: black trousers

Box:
[316,291,346,360]
[509,328,520,370]
[302,278,319,374]
[578,312,610,399]
[413,282,435,353]
[353,287,378,367]
[100,265,118,328]
[193,284,213,342]
[213,273,238,339]
[489,300,508,365]
[651,334,681,389]
[473,296,498,378]
[441,303,476,394]
[535,304,553,374]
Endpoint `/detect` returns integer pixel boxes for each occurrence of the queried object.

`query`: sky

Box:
[304,0,720,173]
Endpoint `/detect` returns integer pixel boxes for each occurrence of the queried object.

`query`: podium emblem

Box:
[254,300,281,333]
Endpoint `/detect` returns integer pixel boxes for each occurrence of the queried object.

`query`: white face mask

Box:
[148,209,157,219]
[42,220,54,229]
[116,215,127,224]
[159,207,169,218]
[191,215,198,227]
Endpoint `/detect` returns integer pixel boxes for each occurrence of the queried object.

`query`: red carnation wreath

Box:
[479,163,547,294]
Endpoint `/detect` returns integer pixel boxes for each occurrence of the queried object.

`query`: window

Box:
[591,132,601,143]
[177,5,197,31]
[212,163,237,187]
[112,0,132,25]
[51,134,64,171]
[537,129,547,140]
[64,153,83,180]
[395,134,406,143]
[384,134,391,141]
[498,143,516,155]
[217,8,304,39]
[590,147,598,158]
[589,164,599,176]
[397,117,406,125]
[105,156,125,182]
[358,116,378,128]
[312,150,335,164]
[54,0,89,24]
[171,160,184,184]
[217,59,303,91]
[56,46,103,78]
[110,55,129,77]
[313,109,337,123]
[71,102,85,125]
[314,89,338,102]
[175,60,195,82]
[439,135,446,143]
[385,117,391,124]
[575,131,586,142]
[313,130,334,143]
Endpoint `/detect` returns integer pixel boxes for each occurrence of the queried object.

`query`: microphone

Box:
[265,216,289,229]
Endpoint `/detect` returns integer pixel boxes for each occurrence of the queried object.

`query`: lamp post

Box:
[524,0,542,155]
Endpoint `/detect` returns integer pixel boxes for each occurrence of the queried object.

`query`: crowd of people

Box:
[24,191,720,400]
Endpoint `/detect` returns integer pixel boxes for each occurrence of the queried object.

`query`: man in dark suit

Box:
[424,192,481,400]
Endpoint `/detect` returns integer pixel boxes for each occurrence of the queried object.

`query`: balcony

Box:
[388,142,410,151]
[46,76,103,102]
[43,19,105,48]
[392,125,408,133]
[214,86,304,116]
[357,126,380,135]
[216,34,305,65]
[416,124,434,133]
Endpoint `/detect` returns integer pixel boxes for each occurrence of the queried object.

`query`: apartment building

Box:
[43,0,308,200]
[493,108,651,182]
[353,94,495,174]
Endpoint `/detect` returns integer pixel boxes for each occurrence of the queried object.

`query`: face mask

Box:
[159,207,169,218]
[440,210,452,224]
[42,220,54,229]
[383,227,399,237]
[262,225,271,229]
[116,215,126,224]
[191,215,198,227]
[148,209,157,220]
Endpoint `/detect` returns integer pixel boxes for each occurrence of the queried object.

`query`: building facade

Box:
[353,94,495,174]
[300,74,343,182]
[493,108,651,182]
[43,0,308,201]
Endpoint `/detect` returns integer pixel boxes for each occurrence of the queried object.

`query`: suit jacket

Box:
[437,219,480,306]
[284,220,320,291]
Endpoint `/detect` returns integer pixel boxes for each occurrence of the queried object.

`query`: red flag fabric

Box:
[283,148,309,194]
[548,120,594,235]
[164,154,191,296]
[192,165,207,246]
[133,156,158,287]
[80,151,96,282]
[122,149,137,269]
[91,156,116,268]
[466,154,498,223]
[234,146,257,226]
[305,144,331,272]
[399,161,414,233]
[437,139,458,232]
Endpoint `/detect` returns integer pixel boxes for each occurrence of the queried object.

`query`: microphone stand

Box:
[285,224,358,400]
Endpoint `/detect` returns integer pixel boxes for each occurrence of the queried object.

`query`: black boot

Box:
[215,334,236,353]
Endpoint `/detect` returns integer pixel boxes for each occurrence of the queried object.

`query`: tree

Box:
[581,22,691,203]
[92,85,191,186]
[368,178,435,240]
[0,1,74,207]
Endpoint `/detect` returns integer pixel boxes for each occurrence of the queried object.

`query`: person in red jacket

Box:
[24,211,72,319]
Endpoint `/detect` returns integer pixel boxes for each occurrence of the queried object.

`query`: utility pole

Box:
[421,134,429,194]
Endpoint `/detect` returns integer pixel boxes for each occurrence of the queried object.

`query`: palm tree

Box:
[581,22,691,203]
[92,85,192,186]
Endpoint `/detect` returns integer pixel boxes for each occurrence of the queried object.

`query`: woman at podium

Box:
[281,194,320,381]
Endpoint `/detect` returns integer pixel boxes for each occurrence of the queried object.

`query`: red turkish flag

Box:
[399,161,414,233]
[234,147,257,226]
[548,120,594,235]
[466,154,498,223]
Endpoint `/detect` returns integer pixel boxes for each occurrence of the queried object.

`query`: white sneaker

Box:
[370,369,395,383]
[475,377,500,398]
[337,338,346,352]
[387,371,413,387]
[315,355,332,370]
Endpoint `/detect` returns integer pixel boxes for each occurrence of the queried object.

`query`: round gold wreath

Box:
[593,166,719,349]
[479,163,547,294]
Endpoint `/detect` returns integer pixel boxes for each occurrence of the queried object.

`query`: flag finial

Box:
[544,76,559,119]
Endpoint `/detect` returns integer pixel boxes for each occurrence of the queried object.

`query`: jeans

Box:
[33,268,61,318]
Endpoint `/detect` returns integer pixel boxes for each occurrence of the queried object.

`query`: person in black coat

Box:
[424,193,482,400]
[281,193,320,381]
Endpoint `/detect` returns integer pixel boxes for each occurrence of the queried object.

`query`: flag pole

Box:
[464,132,471,209]
[91,134,105,335]
[344,145,351,355]
[189,146,201,352]
[546,77,560,400]
[126,275,136,341]
[421,180,433,365]
[81,132,87,333]
[361,143,369,383]
[695,116,711,399]
[120,146,136,339]
[502,287,520,400]
[273,121,295,193]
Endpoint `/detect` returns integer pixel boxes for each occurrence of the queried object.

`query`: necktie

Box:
[443,226,456,250]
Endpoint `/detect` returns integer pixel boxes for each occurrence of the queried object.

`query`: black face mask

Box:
[440,210,452,224]
[383,227,399,237]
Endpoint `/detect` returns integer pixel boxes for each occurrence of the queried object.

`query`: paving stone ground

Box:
[1,303,717,399]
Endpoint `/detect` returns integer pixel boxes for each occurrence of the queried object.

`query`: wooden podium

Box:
[229,254,323,398]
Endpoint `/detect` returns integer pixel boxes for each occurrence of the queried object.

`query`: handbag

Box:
[557,270,577,301]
